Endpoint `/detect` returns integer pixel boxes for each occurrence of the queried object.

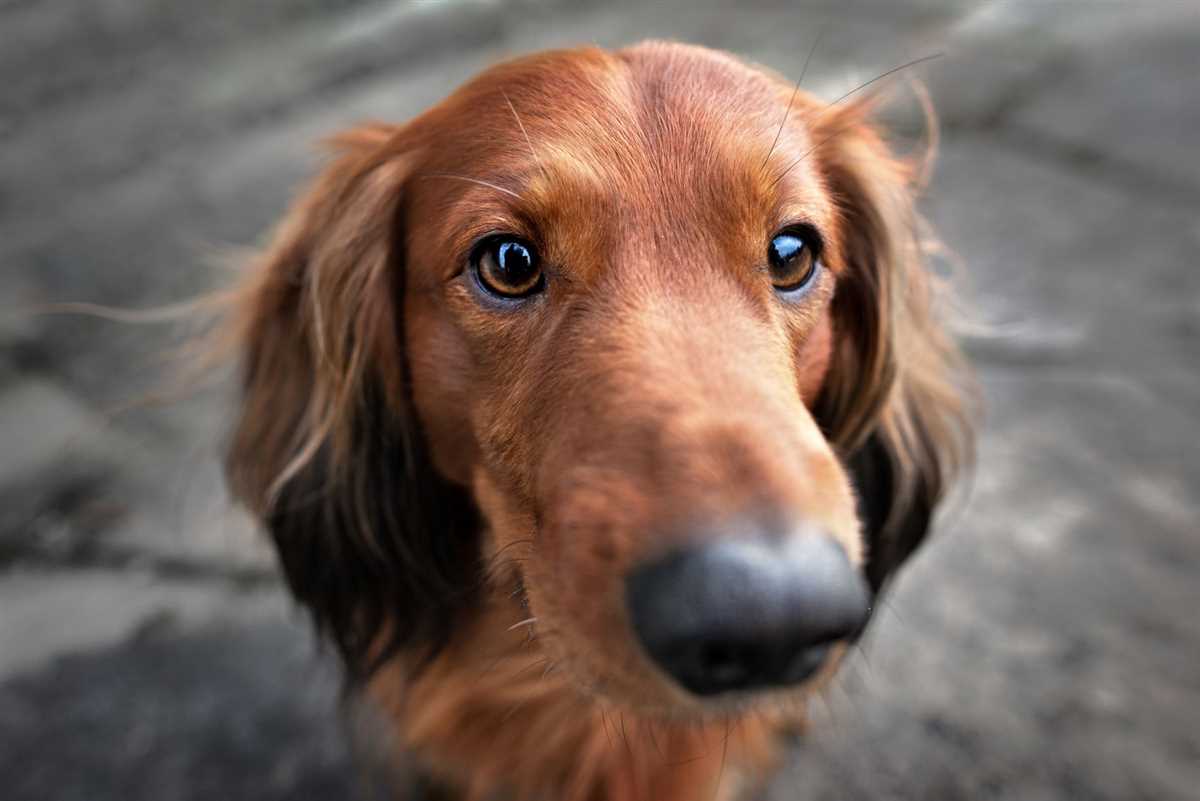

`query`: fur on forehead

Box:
[406,42,843,285]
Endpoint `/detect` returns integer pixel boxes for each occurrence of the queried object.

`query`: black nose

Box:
[625,533,870,696]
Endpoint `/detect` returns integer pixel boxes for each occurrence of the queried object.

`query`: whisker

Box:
[769,52,944,189]
[769,119,870,190]
[826,51,943,109]
[419,172,522,200]
[761,27,825,171]
[712,718,732,801]
[507,616,539,632]
[645,719,665,759]
[503,90,547,182]
[599,708,616,751]
[618,712,635,763]
[507,655,551,681]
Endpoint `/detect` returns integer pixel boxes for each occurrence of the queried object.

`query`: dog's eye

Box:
[767,228,820,293]
[471,235,544,299]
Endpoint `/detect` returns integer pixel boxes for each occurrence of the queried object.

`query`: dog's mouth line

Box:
[500,605,852,720]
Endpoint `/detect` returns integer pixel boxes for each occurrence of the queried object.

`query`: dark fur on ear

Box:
[223,126,480,678]
[847,431,936,592]
[812,101,976,591]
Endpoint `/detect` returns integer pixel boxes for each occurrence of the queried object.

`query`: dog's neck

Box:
[366,595,787,801]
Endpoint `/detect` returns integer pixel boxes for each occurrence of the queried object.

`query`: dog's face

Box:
[226,42,969,717]
[405,44,865,708]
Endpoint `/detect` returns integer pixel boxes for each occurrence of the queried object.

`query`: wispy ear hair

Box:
[813,100,977,590]
[223,127,483,678]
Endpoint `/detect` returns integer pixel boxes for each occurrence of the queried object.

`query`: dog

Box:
[221,41,974,801]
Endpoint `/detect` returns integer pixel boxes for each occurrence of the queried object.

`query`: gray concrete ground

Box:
[1,1,1197,799]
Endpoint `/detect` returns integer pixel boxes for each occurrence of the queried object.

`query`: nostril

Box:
[669,637,835,695]
[697,641,748,688]
[782,643,832,684]
[667,638,764,695]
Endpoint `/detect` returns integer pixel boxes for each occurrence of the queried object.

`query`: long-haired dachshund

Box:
[223,41,973,801]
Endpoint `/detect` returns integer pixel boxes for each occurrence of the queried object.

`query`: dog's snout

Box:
[625,532,870,696]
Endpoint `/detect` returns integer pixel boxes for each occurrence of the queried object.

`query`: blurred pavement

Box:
[2,1,1198,799]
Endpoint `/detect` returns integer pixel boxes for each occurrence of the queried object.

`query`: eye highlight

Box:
[767,227,820,294]
[470,234,544,299]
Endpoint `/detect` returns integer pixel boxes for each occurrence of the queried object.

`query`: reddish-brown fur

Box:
[223,42,973,801]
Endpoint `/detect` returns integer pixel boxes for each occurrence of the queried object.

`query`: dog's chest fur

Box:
[368,598,786,801]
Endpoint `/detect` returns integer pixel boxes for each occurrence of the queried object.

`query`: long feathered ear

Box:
[224,125,480,678]
[812,101,976,592]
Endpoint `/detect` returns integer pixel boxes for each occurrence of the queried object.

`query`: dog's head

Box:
[225,42,971,712]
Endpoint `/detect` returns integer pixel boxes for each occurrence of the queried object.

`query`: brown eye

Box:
[471,235,544,298]
[767,228,820,294]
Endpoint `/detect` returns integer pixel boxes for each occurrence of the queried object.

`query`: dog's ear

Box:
[224,124,480,677]
[812,102,974,591]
